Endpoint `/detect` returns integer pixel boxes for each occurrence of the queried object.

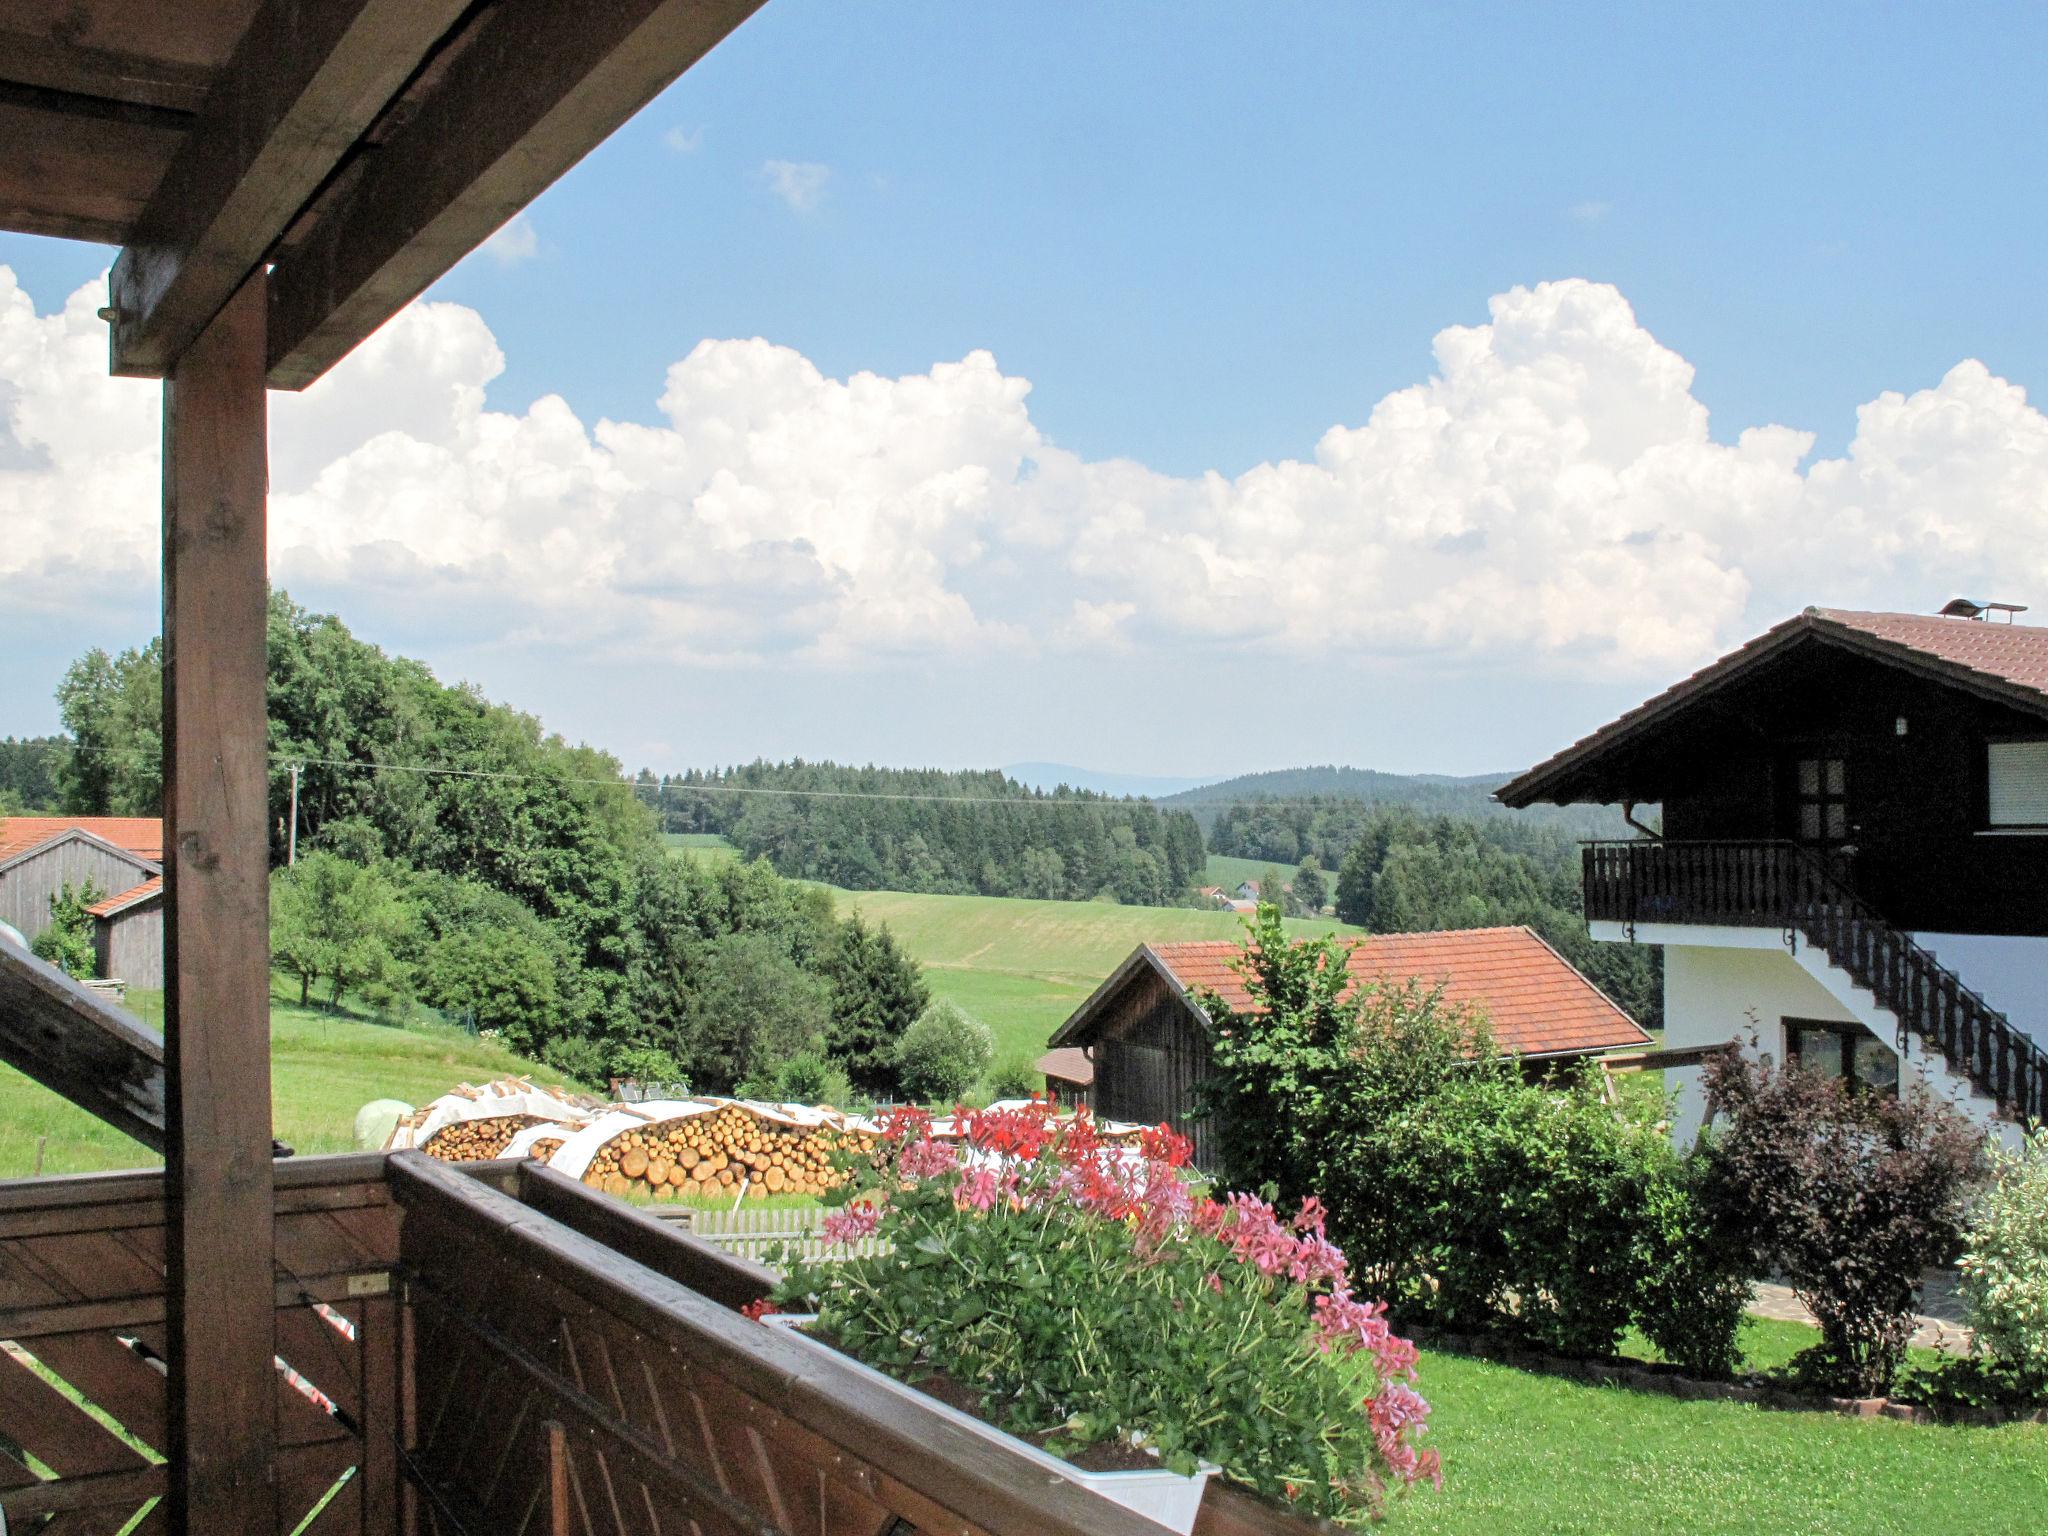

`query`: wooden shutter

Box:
[1988,741,2048,826]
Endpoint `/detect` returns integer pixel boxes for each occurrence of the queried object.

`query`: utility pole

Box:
[287,760,302,865]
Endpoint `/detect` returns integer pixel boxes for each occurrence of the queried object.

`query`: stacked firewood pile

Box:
[419,1114,548,1162]
[578,1106,876,1202]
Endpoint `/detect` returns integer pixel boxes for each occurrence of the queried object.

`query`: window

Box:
[1792,755,1849,844]
[1784,1018,1898,1096]
[1988,741,2048,828]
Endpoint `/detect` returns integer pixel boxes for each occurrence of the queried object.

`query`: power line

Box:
[36,739,1187,812]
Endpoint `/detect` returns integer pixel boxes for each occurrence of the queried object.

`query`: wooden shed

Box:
[91,875,166,989]
[0,819,162,947]
[1049,927,1653,1174]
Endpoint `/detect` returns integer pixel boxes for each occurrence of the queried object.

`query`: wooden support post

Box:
[161,272,276,1535]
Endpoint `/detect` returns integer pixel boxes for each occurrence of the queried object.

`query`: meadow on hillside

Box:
[830,885,1362,1065]
[0,974,575,1178]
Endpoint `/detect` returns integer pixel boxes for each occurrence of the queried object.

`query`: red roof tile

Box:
[87,876,163,918]
[1147,927,1649,1058]
[1035,1047,1094,1086]
[0,816,164,863]
[1809,608,2048,697]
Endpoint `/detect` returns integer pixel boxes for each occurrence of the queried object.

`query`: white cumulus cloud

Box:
[762,160,830,213]
[3,269,2045,683]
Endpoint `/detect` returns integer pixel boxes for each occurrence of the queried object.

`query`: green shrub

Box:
[1700,1046,1987,1396]
[895,1001,992,1104]
[986,1056,1039,1100]
[768,1050,854,1109]
[30,880,102,979]
[1197,906,1745,1370]
[1631,1148,1752,1377]
[611,1043,689,1095]
[1957,1126,2048,1385]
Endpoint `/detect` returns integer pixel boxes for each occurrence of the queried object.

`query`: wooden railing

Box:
[2,1147,1337,1534]
[1584,839,2048,1126]
[0,1153,405,1533]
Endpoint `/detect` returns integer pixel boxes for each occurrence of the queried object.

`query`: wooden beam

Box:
[108,0,472,377]
[266,0,766,389]
[0,938,165,1152]
[161,273,276,1536]
[1599,1040,1741,1074]
[0,27,215,112]
[0,82,186,245]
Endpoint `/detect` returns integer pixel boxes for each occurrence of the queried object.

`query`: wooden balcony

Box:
[0,1149,1324,1536]
[1582,839,2047,1125]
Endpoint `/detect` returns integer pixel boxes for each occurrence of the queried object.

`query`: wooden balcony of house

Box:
[1580,838,1824,932]
[0,1143,1332,1536]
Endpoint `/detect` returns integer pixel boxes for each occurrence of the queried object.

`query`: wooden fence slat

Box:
[0,1346,153,1480]
[25,1331,168,1457]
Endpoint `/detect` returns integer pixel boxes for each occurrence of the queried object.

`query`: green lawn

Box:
[0,973,574,1178]
[1204,852,1286,891]
[663,832,740,860]
[827,887,1362,1063]
[1406,1347,2043,1535]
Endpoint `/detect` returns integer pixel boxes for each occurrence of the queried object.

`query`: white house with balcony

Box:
[1497,602,2048,1149]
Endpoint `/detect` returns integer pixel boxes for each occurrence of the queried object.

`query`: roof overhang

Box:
[1496,609,2048,808]
[1047,944,1197,1051]
[5,0,765,389]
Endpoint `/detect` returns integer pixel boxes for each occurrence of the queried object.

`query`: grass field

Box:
[663,832,740,859]
[1204,852,1288,890]
[0,972,572,1179]
[828,887,1361,1064]
[1407,1346,2042,1535]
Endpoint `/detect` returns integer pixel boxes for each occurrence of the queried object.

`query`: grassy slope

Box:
[0,973,574,1178]
[1204,852,1284,890]
[1409,1348,2042,1535]
[828,888,1361,1063]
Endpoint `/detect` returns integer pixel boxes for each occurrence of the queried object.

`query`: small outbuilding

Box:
[90,876,166,991]
[1042,926,1650,1171]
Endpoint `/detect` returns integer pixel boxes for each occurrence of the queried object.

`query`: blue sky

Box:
[5,2,2047,778]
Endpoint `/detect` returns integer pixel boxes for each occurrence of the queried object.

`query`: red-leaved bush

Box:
[1700,1043,1987,1396]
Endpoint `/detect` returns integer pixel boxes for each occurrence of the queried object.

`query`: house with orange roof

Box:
[0,816,165,985]
[1039,926,1649,1170]
[1498,600,2048,1147]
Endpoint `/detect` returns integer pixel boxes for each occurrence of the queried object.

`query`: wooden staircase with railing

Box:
[1584,839,2048,1127]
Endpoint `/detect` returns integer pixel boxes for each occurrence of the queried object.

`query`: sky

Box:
[4,2,2047,780]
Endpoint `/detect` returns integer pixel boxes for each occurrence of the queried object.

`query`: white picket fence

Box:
[662,1204,886,1271]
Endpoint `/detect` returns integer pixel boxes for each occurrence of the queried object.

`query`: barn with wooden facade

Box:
[1041,927,1651,1172]
[0,817,163,946]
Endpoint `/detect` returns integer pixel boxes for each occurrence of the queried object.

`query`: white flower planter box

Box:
[764,1315,1218,1533]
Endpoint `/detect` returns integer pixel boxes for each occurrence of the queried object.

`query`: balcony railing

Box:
[1584,839,2047,1126]
[0,1151,1329,1535]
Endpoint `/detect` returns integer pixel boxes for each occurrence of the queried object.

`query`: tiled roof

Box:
[1035,1047,1094,1086]
[1145,927,1649,1058]
[1498,607,2048,807]
[0,816,165,864]
[87,876,163,918]
[1810,609,2048,698]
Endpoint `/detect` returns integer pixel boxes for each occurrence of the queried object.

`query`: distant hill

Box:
[1162,765,1633,838]
[1002,762,1223,799]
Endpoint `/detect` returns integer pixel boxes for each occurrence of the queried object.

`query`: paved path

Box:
[1748,1271,1972,1355]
